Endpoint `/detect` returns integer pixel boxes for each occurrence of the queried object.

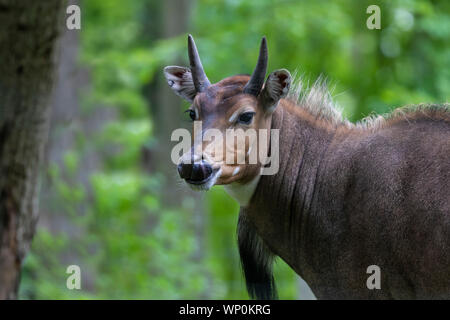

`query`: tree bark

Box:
[0,0,63,299]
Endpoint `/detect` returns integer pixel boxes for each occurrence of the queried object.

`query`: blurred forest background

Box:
[19,0,449,299]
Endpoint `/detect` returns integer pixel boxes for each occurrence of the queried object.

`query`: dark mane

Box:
[285,74,450,130]
[355,103,450,130]
[237,210,277,300]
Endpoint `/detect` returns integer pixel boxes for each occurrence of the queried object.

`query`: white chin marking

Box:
[232,167,240,176]
[186,169,222,191]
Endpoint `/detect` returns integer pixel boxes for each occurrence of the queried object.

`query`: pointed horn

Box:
[188,34,211,92]
[243,37,268,96]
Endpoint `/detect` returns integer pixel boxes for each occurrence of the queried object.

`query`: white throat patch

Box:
[224,175,261,207]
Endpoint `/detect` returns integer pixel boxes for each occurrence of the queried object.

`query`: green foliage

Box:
[20,0,449,299]
[21,0,204,300]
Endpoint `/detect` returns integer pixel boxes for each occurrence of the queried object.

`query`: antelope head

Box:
[164,35,291,191]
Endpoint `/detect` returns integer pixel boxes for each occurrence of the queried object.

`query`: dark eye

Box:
[185,109,196,121]
[238,112,255,125]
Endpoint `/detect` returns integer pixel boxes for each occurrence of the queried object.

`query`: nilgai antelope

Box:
[164,35,450,299]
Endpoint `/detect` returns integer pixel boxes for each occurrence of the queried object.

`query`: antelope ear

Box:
[163,66,197,102]
[259,69,291,113]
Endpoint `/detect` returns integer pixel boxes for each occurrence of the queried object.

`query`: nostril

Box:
[191,163,202,181]
[189,162,213,182]
[178,163,193,180]
[202,162,213,177]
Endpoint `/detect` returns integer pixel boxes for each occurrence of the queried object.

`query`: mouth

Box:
[185,168,221,191]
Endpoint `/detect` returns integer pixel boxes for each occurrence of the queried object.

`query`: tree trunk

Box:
[0,0,63,299]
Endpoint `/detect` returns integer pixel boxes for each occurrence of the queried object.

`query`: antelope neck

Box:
[243,100,337,273]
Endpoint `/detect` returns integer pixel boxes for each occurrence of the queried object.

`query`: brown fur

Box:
[243,99,450,299]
